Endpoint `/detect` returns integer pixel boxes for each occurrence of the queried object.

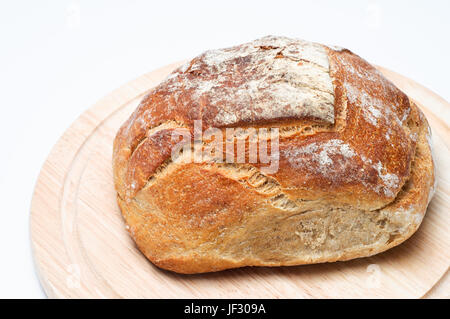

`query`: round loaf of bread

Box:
[113,36,435,274]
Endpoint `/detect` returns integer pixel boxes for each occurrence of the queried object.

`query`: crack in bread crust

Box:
[124,116,350,199]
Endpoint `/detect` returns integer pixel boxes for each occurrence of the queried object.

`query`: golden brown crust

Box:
[113,36,435,274]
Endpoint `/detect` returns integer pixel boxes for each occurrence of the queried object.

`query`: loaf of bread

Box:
[113,36,435,274]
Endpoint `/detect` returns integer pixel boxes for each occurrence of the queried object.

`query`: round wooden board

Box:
[30,62,450,299]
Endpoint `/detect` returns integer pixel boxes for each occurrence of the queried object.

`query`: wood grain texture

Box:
[30,62,450,298]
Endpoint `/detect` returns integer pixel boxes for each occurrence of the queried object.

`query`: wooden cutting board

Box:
[30,62,450,299]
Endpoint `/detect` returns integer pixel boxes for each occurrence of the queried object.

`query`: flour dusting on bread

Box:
[285,139,356,173]
[160,35,336,127]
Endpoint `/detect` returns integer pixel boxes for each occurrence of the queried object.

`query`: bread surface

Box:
[113,36,435,274]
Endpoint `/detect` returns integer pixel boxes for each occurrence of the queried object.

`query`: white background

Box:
[0,0,449,298]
